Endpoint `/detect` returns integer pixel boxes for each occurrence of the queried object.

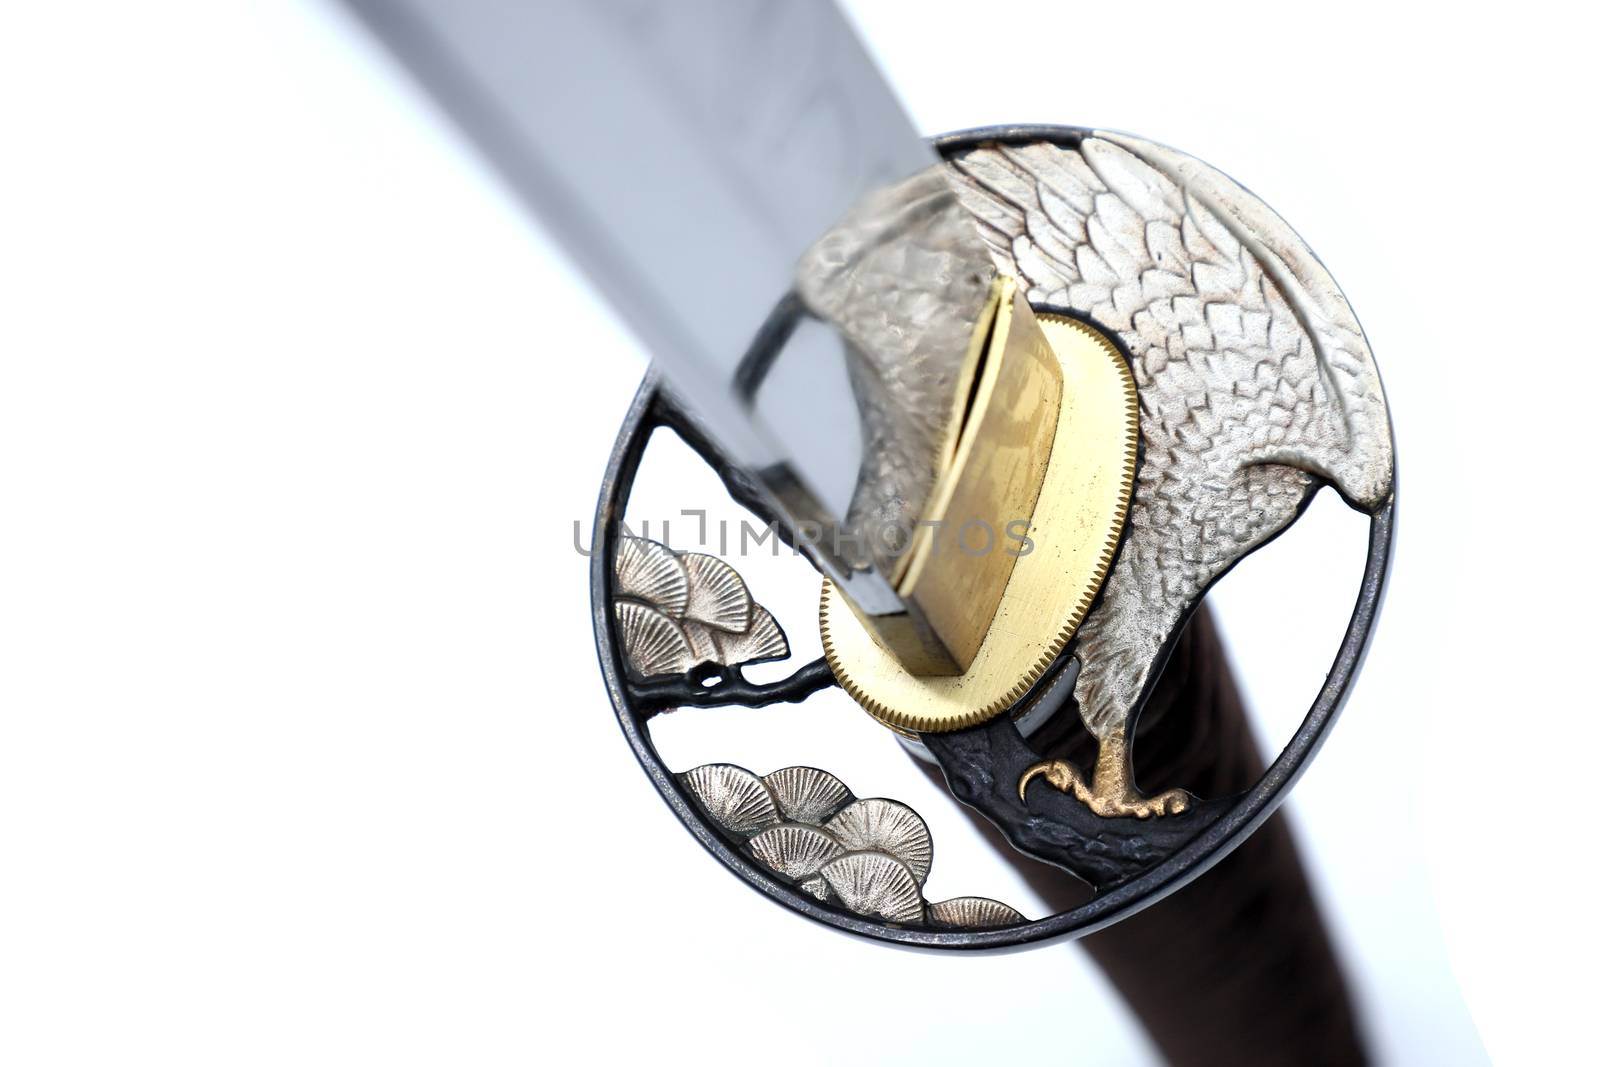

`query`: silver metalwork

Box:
[678,763,1025,929]
[747,824,843,881]
[792,166,998,580]
[822,798,932,885]
[816,852,925,924]
[677,764,781,837]
[926,896,1027,929]
[612,537,789,678]
[761,766,853,825]
[946,133,1394,763]
[342,0,1001,618]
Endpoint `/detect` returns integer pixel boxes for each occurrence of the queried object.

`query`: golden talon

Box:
[1015,727,1195,819]
[1018,760,1081,802]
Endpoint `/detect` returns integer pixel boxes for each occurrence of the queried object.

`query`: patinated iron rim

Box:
[588,125,1397,951]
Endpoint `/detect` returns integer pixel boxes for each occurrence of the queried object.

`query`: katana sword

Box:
[335,1,1396,1059]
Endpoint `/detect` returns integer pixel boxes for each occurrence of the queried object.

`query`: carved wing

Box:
[945,133,1393,738]
[795,168,998,573]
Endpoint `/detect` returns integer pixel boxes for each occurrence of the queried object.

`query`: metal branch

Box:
[630,657,837,716]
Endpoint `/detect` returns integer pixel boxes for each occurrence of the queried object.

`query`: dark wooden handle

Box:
[1080,606,1365,1066]
[926,606,1366,1066]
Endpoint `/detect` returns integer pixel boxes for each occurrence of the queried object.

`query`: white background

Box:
[2,1,1594,1064]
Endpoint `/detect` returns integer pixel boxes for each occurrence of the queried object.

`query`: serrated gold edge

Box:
[819,314,1139,735]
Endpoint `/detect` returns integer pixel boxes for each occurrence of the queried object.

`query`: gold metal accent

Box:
[820,313,1139,733]
[850,277,1064,675]
[1018,726,1193,820]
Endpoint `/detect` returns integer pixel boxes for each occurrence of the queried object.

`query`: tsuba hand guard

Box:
[590,126,1395,950]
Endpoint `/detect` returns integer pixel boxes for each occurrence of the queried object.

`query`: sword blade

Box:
[337,0,1000,619]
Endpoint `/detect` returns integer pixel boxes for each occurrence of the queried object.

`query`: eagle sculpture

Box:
[944,132,1394,817]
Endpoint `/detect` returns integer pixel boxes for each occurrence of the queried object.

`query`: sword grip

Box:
[1083,606,1367,1066]
[920,605,1367,1064]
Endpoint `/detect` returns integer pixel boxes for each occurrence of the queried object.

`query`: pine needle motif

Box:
[612,537,790,678]
[679,763,1026,930]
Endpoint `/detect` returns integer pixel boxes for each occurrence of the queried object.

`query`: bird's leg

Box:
[1019,726,1193,819]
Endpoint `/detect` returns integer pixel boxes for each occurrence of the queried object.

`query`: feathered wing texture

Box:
[795,168,998,573]
[945,134,1393,740]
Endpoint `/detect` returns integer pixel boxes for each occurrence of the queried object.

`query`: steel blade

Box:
[336,0,1006,615]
